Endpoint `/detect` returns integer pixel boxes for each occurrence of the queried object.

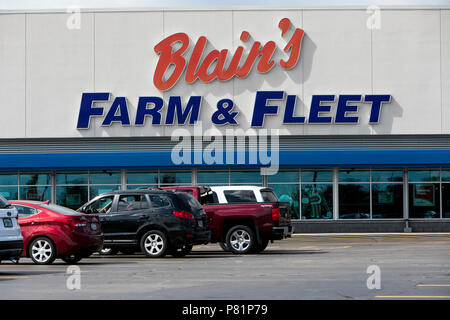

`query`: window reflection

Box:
[339,184,370,219]
[301,184,333,219]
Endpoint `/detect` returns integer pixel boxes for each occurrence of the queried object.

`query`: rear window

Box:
[0,194,11,208]
[261,190,278,202]
[199,190,218,205]
[177,193,203,211]
[40,203,80,216]
[224,190,257,203]
[148,194,172,208]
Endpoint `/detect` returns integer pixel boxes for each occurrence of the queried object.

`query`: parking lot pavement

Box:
[1,234,449,300]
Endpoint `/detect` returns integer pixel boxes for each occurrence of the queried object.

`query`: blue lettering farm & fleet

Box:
[76,91,391,129]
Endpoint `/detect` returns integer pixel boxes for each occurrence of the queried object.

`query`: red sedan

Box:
[10,200,103,265]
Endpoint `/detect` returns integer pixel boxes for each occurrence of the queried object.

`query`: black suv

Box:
[78,190,210,258]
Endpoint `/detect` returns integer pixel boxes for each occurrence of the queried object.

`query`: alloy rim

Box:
[144,234,164,255]
[31,240,52,263]
[230,230,251,252]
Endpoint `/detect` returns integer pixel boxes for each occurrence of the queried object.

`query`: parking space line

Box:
[417,284,450,287]
[376,295,450,299]
[0,275,29,279]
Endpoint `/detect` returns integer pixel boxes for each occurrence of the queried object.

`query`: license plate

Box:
[3,218,13,228]
[90,223,98,231]
[198,220,203,228]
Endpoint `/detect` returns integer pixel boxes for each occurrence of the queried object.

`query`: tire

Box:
[29,237,57,265]
[140,230,168,258]
[252,239,269,253]
[226,225,256,254]
[171,245,193,258]
[219,242,229,252]
[61,254,83,264]
[99,247,118,255]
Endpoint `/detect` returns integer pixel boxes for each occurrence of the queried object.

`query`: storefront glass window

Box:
[408,183,440,218]
[126,185,157,190]
[372,183,403,218]
[268,171,298,183]
[230,171,262,184]
[441,169,450,182]
[440,184,450,218]
[408,170,440,182]
[18,173,52,201]
[0,174,18,200]
[0,174,18,186]
[89,185,121,199]
[339,184,370,219]
[56,173,88,185]
[269,183,300,220]
[267,170,299,219]
[301,184,333,219]
[0,186,18,200]
[127,172,158,185]
[20,186,51,201]
[302,170,333,183]
[20,173,51,185]
[159,171,191,185]
[197,171,229,185]
[338,170,370,182]
[56,186,88,210]
[339,170,370,219]
[372,170,403,182]
[90,172,121,185]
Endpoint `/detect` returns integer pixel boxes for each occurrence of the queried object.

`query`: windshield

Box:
[40,203,80,216]
[0,194,11,209]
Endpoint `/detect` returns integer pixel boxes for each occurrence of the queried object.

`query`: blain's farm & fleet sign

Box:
[76,18,391,129]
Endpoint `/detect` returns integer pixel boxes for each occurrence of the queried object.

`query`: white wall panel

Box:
[26,13,94,138]
[372,10,442,134]
[0,14,25,138]
[0,8,446,138]
[442,10,450,134]
[94,11,163,137]
[302,10,372,136]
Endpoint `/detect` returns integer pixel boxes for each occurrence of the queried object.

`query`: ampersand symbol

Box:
[211,99,239,125]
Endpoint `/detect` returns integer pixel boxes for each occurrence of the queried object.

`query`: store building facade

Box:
[0,6,450,232]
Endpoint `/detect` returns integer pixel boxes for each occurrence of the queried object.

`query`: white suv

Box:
[0,195,23,263]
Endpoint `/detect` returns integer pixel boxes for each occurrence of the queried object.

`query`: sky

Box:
[1,0,449,10]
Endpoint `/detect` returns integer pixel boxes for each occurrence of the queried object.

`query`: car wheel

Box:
[61,254,83,264]
[141,230,167,258]
[171,245,193,258]
[226,225,256,254]
[29,237,57,265]
[99,247,118,255]
[219,242,229,252]
[252,239,269,253]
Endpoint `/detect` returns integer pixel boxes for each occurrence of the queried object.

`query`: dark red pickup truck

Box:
[162,186,292,254]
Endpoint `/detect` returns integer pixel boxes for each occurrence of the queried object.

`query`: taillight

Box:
[70,217,88,227]
[271,208,280,221]
[173,211,194,220]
